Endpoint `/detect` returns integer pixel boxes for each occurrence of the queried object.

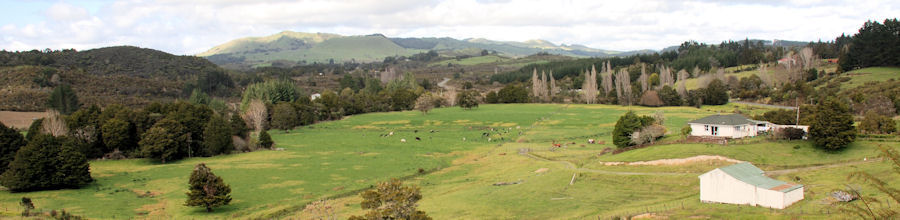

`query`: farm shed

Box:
[699,162,803,209]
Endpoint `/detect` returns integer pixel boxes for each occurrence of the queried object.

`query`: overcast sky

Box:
[1,0,897,55]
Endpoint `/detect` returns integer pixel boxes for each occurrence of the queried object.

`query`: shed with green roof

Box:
[699,162,804,209]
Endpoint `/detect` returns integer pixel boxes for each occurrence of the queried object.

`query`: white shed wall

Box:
[783,187,804,208]
[699,169,757,205]
[755,188,785,209]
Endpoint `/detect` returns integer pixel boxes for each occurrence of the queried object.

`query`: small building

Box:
[687,114,770,138]
[699,162,804,209]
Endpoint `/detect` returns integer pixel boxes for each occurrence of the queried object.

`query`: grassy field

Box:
[428,55,509,67]
[839,67,900,89]
[0,103,897,219]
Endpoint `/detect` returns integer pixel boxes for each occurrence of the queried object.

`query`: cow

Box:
[415,137,421,141]
[400,139,406,143]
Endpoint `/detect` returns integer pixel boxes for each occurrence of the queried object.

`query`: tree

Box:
[230,113,249,138]
[270,102,299,130]
[101,118,136,153]
[258,129,273,149]
[840,19,900,71]
[703,79,729,105]
[414,93,435,115]
[754,109,797,125]
[185,163,232,212]
[0,122,25,175]
[47,84,79,115]
[244,99,268,132]
[349,179,431,220]
[388,89,418,111]
[859,111,897,134]
[582,66,599,104]
[612,111,654,148]
[639,90,663,107]
[456,90,480,109]
[25,118,43,141]
[484,91,499,103]
[202,114,233,156]
[20,197,34,216]
[42,110,68,137]
[497,84,529,103]
[809,98,857,150]
[139,119,190,163]
[240,80,299,111]
[0,134,92,192]
[658,85,682,106]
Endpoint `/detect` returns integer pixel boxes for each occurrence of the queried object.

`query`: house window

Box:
[704,125,709,131]
[711,126,718,135]
[735,126,741,130]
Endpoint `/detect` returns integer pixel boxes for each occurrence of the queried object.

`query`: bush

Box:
[612,111,655,148]
[776,127,806,140]
[270,102,299,130]
[456,90,480,109]
[859,111,897,134]
[258,130,273,149]
[139,119,190,163]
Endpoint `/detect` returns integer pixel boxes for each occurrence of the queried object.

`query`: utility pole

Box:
[796,97,800,125]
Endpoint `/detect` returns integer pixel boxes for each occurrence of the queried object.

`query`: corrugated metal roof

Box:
[688,114,754,126]
[718,162,803,192]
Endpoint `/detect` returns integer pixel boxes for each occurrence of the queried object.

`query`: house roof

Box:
[717,162,803,193]
[688,114,754,126]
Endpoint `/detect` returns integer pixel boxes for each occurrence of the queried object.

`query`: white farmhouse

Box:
[699,162,804,209]
[687,114,772,138]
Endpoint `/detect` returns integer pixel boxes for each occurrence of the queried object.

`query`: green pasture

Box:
[838,67,900,89]
[0,103,897,219]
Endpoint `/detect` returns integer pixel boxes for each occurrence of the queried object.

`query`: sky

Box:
[1,0,897,55]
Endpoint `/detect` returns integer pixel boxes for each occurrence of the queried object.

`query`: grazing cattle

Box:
[588,139,595,144]
[415,137,421,141]
[400,139,407,143]
[414,130,418,133]
[552,143,562,148]
[389,131,394,136]
[430,130,436,133]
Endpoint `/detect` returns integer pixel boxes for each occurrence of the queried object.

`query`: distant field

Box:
[429,55,508,67]
[0,111,46,129]
[0,103,896,219]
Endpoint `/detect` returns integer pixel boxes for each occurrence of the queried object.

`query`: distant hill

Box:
[0,46,229,111]
[198,31,653,69]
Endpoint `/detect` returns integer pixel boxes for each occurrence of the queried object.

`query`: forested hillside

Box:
[0,46,233,111]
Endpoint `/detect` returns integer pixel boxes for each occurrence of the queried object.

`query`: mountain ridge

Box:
[198,31,650,69]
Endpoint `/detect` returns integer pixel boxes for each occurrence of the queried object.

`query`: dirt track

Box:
[0,111,46,129]
[600,155,744,166]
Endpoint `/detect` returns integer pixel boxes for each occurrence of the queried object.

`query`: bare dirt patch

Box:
[0,111,46,129]
[601,155,744,166]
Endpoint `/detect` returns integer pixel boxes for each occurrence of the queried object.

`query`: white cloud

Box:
[0,0,898,55]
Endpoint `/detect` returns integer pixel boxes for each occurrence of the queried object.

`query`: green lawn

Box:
[0,103,896,219]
